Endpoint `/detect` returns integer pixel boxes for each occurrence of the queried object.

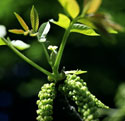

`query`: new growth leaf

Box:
[14,12,29,31]
[9,29,25,34]
[30,5,39,32]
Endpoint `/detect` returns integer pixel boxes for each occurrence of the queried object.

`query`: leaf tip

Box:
[14,12,18,16]
[32,5,35,9]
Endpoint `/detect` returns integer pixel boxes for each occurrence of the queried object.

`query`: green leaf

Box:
[71,23,99,36]
[65,70,87,75]
[51,14,99,36]
[30,6,39,32]
[58,0,80,18]
[78,18,96,29]
[50,13,70,29]
[14,12,29,31]
[0,38,6,46]
[11,40,30,50]
[37,22,51,42]
[71,27,99,36]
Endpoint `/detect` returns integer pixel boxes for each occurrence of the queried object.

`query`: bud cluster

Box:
[60,74,109,121]
[36,83,56,121]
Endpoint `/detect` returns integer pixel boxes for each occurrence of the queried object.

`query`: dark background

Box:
[0,0,125,121]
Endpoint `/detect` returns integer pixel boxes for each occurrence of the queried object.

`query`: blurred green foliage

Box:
[115,83,125,108]
[102,83,125,121]
[17,78,45,98]
[0,0,125,121]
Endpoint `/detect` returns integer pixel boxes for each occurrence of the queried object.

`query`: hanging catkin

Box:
[60,74,109,121]
[36,83,56,121]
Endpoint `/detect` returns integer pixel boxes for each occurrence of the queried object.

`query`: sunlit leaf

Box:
[11,40,30,50]
[0,25,6,37]
[72,23,90,30]
[58,0,80,18]
[50,13,70,29]
[71,23,99,36]
[71,24,99,36]
[37,22,51,42]
[14,12,29,31]
[84,0,102,14]
[0,38,6,46]
[9,29,25,34]
[30,6,39,32]
[78,18,96,29]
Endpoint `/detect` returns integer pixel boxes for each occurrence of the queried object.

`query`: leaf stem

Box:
[3,38,55,79]
[41,43,51,66]
[81,1,90,18]
[53,18,79,74]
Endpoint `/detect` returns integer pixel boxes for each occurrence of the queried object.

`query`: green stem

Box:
[3,38,55,79]
[53,18,78,73]
[41,43,51,65]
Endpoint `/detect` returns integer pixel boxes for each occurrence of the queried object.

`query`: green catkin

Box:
[59,74,109,121]
[36,83,56,121]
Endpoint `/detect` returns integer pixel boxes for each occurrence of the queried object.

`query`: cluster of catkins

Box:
[36,74,109,121]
